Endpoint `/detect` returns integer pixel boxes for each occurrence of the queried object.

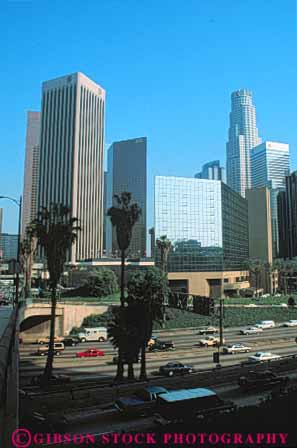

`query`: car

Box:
[76,348,105,358]
[274,293,282,297]
[240,326,263,335]
[248,352,281,363]
[159,362,194,377]
[238,370,289,392]
[31,374,71,386]
[148,339,175,352]
[244,304,257,308]
[254,320,275,329]
[115,386,168,416]
[261,294,270,298]
[222,343,251,354]
[282,320,297,327]
[196,326,218,335]
[198,336,224,347]
[36,336,64,345]
[62,336,80,346]
[280,303,288,308]
[37,342,65,356]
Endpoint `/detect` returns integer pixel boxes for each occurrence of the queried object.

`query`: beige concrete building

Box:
[168,271,249,297]
[38,72,105,262]
[246,187,273,264]
[22,111,40,236]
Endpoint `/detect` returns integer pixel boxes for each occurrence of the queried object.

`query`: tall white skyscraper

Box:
[226,89,261,197]
[22,111,40,236]
[38,72,105,262]
[251,141,290,257]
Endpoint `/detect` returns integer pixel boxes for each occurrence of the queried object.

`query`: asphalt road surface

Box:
[20,325,297,385]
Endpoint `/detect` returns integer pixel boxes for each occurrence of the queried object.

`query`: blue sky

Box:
[0,0,296,234]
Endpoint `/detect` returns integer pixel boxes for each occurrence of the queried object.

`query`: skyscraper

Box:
[226,89,261,197]
[107,137,147,257]
[38,72,105,262]
[278,171,297,259]
[22,111,40,236]
[251,141,290,257]
[195,160,226,182]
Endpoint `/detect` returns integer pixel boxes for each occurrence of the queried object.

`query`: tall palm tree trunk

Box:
[115,345,124,382]
[139,341,147,380]
[120,250,125,307]
[127,361,134,380]
[44,286,57,380]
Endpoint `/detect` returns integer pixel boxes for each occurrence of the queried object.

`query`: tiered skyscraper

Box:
[38,72,105,262]
[226,89,261,197]
[22,111,40,236]
[106,137,147,257]
[251,141,290,257]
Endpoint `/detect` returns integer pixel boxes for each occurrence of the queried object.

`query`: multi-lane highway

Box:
[20,325,297,386]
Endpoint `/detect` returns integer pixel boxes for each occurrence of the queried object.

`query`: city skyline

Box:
[1,1,296,233]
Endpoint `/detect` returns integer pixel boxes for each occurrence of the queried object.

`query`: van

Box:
[255,320,275,329]
[37,342,65,356]
[77,327,107,342]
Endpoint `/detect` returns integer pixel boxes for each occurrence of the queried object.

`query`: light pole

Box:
[0,195,22,308]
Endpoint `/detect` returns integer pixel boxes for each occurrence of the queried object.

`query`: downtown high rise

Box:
[22,111,41,236]
[251,141,290,257]
[226,89,261,197]
[106,137,147,257]
[38,72,105,262]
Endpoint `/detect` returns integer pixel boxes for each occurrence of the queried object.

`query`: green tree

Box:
[248,259,264,297]
[127,267,169,380]
[32,203,80,381]
[20,224,38,299]
[107,192,142,307]
[107,306,141,380]
[156,235,172,273]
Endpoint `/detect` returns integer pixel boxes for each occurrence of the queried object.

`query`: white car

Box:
[282,320,297,327]
[248,352,281,363]
[280,303,288,308]
[240,326,263,335]
[274,293,282,297]
[254,320,275,329]
[223,343,251,354]
[261,294,270,298]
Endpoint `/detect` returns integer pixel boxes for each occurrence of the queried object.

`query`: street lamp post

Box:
[0,195,22,308]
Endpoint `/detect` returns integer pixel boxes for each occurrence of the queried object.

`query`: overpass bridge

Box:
[19,301,109,342]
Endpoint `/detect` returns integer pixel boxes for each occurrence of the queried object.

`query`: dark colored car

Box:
[63,336,80,347]
[31,374,71,387]
[159,362,194,377]
[149,339,175,352]
[115,386,168,416]
[238,370,289,392]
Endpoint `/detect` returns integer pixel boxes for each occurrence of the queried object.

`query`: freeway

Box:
[20,326,297,386]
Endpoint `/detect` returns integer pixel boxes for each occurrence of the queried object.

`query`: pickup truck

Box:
[238,370,289,392]
[198,336,225,347]
[148,338,175,352]
[155,387,236,423]
[115,386,168,416]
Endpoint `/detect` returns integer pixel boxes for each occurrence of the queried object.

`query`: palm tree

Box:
[107,192,141,381]
[156,235,172,325]
[127,267,168,380]
[107,192,142,307]
[32,203,80,381]
[156,235,172,273]
[20,224,38,299]
[248,259,264,297]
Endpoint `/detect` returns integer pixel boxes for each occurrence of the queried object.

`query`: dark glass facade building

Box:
[107,137,147,257]
[154,176,248,272]
[278,171,297,259]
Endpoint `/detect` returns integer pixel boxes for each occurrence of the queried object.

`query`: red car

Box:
[76,348,105,358]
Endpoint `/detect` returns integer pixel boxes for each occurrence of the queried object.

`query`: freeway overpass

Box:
[19,301,109,341]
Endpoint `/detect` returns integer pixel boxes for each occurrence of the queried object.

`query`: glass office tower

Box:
[154,176,248,272]
[251,141,290,257]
